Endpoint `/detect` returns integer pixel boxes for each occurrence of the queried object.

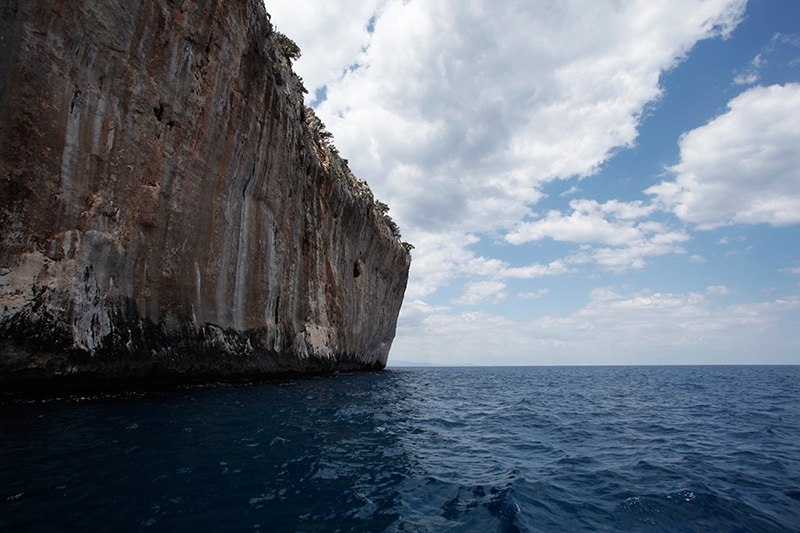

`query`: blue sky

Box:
[266,0,800,365]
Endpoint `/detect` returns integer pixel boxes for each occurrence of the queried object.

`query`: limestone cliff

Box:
[0,0,410,390]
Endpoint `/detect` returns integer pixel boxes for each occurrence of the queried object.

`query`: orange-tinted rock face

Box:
[0,0,410,389]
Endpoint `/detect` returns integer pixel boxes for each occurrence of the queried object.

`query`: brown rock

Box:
[0,0,410,390]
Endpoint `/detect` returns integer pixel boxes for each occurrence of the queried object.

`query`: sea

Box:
[1,365,798,532]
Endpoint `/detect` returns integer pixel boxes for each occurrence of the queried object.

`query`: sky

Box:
[265,0,800,366]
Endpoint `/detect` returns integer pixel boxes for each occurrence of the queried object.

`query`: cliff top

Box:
[263,13,413,254]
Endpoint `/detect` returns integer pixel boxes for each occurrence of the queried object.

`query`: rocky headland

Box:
[0,0,411,391]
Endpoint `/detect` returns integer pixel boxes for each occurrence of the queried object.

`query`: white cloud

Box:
[706,285,731,296]
[507,199,656,246]
[271,0,747,239]
[732,72,760,86]
[732,33,800,86]
[263,0,384,99]
[401,230,480,300]
[570,290,796,340]
[500,261,570,279]
[396,298,452,333]
[392,290,800,365]
[575,229,689,271]
[268,0,747,304]
[518,289,548,300]
[733,54,764,85]
[648,83,800,229]
[589,287,623,301]
[454,280,507,306]
[402,229,569,302]
[560,186,581,197]
[506,199,688,271]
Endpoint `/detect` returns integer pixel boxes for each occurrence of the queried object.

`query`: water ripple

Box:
[1,366,799,531]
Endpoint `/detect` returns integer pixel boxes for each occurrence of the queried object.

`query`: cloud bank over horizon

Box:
[266,0,800,364]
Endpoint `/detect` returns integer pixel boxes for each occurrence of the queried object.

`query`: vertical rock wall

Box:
[0,0,411,388]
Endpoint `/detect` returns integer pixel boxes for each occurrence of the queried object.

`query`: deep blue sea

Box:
[1,366,799,532]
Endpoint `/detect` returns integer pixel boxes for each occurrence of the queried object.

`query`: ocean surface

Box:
[1,366,799,532]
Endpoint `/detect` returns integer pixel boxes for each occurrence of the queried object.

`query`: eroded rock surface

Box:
[0,0,410,390]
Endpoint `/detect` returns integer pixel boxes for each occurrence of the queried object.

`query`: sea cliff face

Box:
[0,0,410,389]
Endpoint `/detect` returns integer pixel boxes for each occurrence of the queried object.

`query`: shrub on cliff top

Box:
[274,31,301,62]
[375,200,402,241]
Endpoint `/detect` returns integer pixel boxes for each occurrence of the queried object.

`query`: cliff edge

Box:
[0,0,411,390]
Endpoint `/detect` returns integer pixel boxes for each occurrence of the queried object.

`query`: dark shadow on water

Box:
[0,372,412,531]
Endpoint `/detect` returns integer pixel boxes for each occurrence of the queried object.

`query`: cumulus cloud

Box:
[648,83,800,229]
[507,199,657,246]
[266,0,762,340]
[518,289,548,300]
[569,289,796,341]
[392,290,800,365]
[578,228,690,271]
[733,54,764,85]
[454,280,508,306]
[397,299,451,332]
[706,285,731,296]
[500,261,569,279]
[733,33,800,86]
[263,0,384,99]
[401,230,480,300]
[270,0,746,236]
[506,199,688,270]
[403,229,570,301]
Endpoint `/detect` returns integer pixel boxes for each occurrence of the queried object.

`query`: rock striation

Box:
[0,0,410,390]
